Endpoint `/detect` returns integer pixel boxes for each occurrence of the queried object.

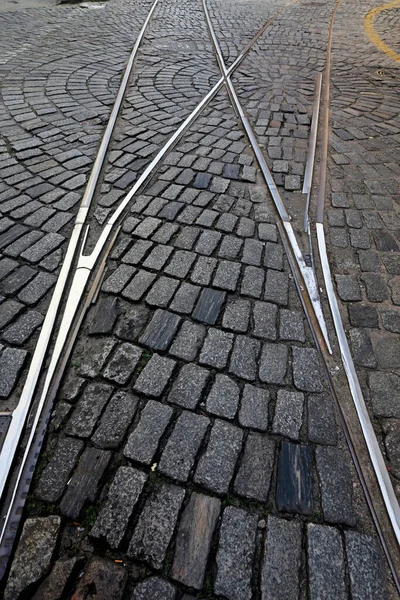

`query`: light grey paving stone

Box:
[280,310,306,342]
[190,256,217,285]
[261,516,302,600]
[0,299,24,329]
[241,266,265,298]
[35,437,84,503]
[229,336,260,380]
[316,446,356,526]
[142,244,173,270]
[124,400,173,465]
[292,347,324,392]
[308,523,346,600]
[145,276,179,307]
[92,391,139,449]
[4,516,60,600]
[131,577,176,600]
[195,420,243,494]
[168,363,210,409]
[335,275,361,301]
[102,265,136,294]
[253,301,277,340]
[169,320,206,361]
[264,270,288,305]
[215,507,258,600]
[159,411,209,481]
[199,328,234,369]
[164,250,196,278]
[122,270,157,302]
[0,346,27,397]
[133,354,176,397]
[218,235,242,259]
[308,396,338,445]
[206,374,240,419]
[234,433,275,502]
[259,223,278,242]
[20,232,64,263]
[242,239,263,266]
[133,217,162,238]
[213,260,241,291]
[368,372,400,418]
[60,447,111,519]
[239,384,269,431]
[128,483,185,569]
[222,299,251,332]
[65,382,113,439]
[273,390,304,440]
[259,342,288,384]
[18,271,57,306]
[264,242,283,270]
[171,492,220,590]
[77,337,116,378]
[103,343,142,384]
[345,531,387,600]
[170,282,201,314]
[139,309,181,351]
[91,467,147,549]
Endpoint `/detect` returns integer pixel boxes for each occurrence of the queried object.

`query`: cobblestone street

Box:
[0,0,399,598]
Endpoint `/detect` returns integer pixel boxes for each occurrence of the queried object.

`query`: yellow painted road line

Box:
[364,0,400,64]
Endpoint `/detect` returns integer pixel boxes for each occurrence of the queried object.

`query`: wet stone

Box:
[171,492,220,590]
[277,442,313,515]
[308,396,338,445]
[229,336,260,380]
[206,374,239,419]
[239,384,269,431]
[88,297,119,335]
[4,516,60,600]
[215,507,258,600]
[36,437,84,503]
[199,328,233,369]
[345,531,387,600]
[60,447,111,519]
[65,382,113,438]
[316,446,356,526]
[292,347,324,392]
[159,411,209,481]
[131,578,176,600]
[139,309,181,350]
[133,354,176,397]
[273,390,304,440]
[195,420,243,494]
[168,363,209,409]
[234,433,275,502]
[103,343,142,384]
[128,483,185,569]
[192,287,226,324]
[77,337,116,378]
[261,516,302,600]
[92,391,139,449]
[91,467,147,549]
[71,557,127,600]
[0,346,28,398]
[124,400,173,465]
[308,524,346,600]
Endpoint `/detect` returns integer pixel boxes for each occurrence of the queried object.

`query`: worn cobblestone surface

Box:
[1,0,398,597]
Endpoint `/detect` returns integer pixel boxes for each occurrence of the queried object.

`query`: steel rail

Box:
[0,0,298,566]
[0,0,160,503]
[303,72,322,233]
[314,0,400,548]
[201,0,332,354]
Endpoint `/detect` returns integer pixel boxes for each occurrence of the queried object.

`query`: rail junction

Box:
[0,0,399,597]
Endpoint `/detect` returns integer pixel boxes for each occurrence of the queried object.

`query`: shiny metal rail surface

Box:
[303,72,322,233]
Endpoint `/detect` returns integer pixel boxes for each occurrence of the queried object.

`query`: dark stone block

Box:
[373,230,399,252]
[139,309,181,350]
[277,442,313,515]
[193,173,212,189]
[192,288,226,324]
[348,304,378,328]
[223,164,240,180]
[88,297,119,335]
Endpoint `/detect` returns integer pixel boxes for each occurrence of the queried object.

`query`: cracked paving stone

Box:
[36,437,84,503]
[128,483,185,569]
[133,354,176,397]
[259,342,287,384]
[215,507,258,600]
[206,374,239,419]
[316,446,356,526]
[194,420,243,494]
[234,433,275,502]
[60,447,111,519]
[168,363,209,409]
[171,492,220,590]
[229,335,260,380]
[139,309,181,351]
[70,557,127,600]
[308,396,338,446]
[92,391,138,449]
[77,337,116,378]
[91,467,147,549]
[192,287,226,324]
[272,390,304,440]
[345,531,387,600]
[308,524,346,600]
[261,516,302,600]
[199,328,233,369]
[115,304,149,342]
[292,347,324,392]
[124,400,173,465]
[131,578,176,600]
[239,384,269,431]
[169,320,205,361]
[65,383,113,439]
[159,411,209,481]
[4,516,60,600]
[88,297,119,335]
[277,442,313,515]
[0,346,27,398]
[103,343,142,384]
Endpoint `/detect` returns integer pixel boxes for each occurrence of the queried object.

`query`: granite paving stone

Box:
[345,531,387,600]
[103,343,142,384]
[36,437,84,503]
[205,374,239,419]
[0,347,28,398]
[139,309,181,350]
[229,335,260,380]
[133,354,176,397]
[239,384,269,431]
[234,433,275,502]
[292,347,324,392]
[277,442,313,515]
[168,363,210,409]
[65,382,113,439]
[124,400,173,465]
[273,389,304,439]
[92,391,139,449]
[308,524,346,600]
[316,446,356,526]
[259,342,288,384]
[131,578,176,600]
